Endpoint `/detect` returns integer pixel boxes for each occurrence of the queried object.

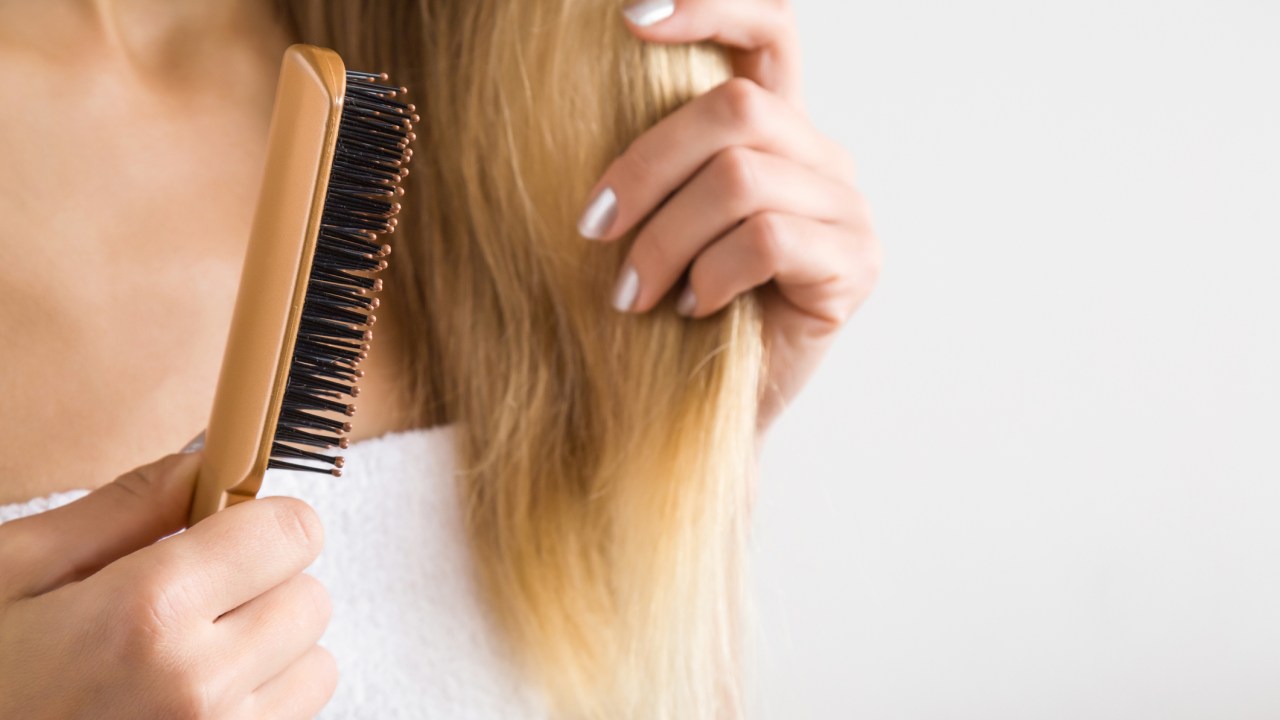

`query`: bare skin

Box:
[0,0,414,506]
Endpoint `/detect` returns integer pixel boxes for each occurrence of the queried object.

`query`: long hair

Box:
[279,2,764,716]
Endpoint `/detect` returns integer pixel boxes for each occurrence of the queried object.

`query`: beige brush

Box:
[189,44,415,524]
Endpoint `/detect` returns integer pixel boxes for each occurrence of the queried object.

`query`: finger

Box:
[619,148,855,313]
[621,0,802,105]
[246,644,339,720]
[91,496,323,620]
[218,573,332,694]
[679,211,869,323]
[577,78,839,242]
[0,448,202,601]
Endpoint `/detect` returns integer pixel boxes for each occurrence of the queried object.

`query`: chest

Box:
[0,59,269,502]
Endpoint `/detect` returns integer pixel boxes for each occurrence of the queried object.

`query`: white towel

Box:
[1,425,545,719]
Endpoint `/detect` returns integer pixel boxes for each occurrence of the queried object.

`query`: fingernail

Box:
[623,0,676,26]
[612,263,640,313]
[181,430,206,454]
[676,287,697,317]
[577,186,618,240]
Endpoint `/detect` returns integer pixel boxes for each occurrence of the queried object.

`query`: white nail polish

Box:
[612,264,640,313]
[577,187,618,240]
[676,287,697,316]
[181,430,206,454]
[623,0,676,27]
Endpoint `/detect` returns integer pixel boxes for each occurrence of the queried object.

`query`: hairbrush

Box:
[188,44,415,524]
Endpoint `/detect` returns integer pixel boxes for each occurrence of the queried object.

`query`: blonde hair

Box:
[281,2,763,716]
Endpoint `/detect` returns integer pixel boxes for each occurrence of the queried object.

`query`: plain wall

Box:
[752,1,1280,718]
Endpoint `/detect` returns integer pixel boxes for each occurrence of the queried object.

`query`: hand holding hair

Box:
[580,0,882,428]
[0,444,335,719]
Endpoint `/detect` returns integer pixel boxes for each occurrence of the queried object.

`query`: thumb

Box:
[0,432,205,601]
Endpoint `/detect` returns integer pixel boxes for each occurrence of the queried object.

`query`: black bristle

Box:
[268,67,413,476]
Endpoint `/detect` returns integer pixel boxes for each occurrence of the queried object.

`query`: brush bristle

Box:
[266,68,413,476]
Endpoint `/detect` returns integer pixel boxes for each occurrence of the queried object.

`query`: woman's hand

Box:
[0,450,336,719]
[579,0,881,428]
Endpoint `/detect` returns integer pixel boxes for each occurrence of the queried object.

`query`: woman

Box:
[0,0,879,717]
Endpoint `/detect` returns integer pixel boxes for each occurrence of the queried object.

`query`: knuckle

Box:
[718,77,766,128]
[714,147,759,209]
[109,466,159,499]
[746,213,788,269]
[110,592,214,717]
[117,572,187,647]
[163,672,216,720]
[298,573,333,626]
[617,139,659,189]
[629,227,673,276]
[110,459,169,502]
[265,498,324,558]
[89,567,214,718]
[830,235,883,326]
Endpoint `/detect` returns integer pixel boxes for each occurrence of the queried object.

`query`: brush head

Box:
[187,46,414,525]
[265,69,414,477]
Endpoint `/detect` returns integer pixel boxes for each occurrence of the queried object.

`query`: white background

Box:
[752,1,1280,718]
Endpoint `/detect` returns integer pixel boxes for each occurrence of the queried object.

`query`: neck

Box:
[90,0,235,50]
